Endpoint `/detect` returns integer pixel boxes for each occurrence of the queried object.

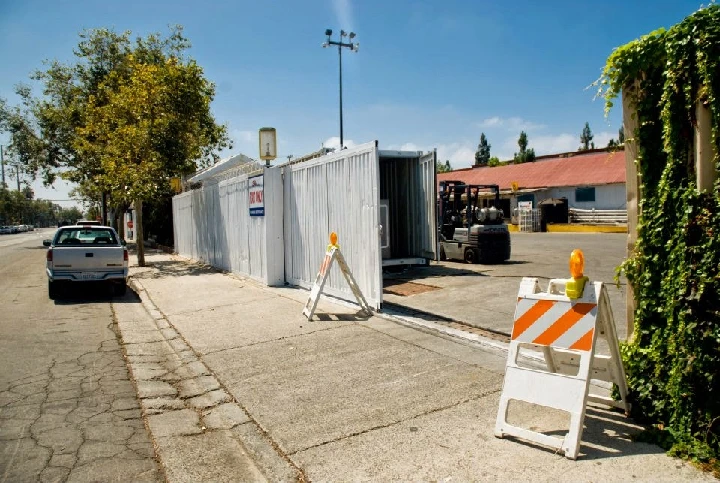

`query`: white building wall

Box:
[547,183,626,210]
[172,166,284,286]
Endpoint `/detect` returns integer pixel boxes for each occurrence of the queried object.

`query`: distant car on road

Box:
[44,225,128,299]
[0,226,12,235]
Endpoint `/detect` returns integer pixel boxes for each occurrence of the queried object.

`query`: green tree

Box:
[0,27,230,266]
[488,156,501,167]
[56,206,83,225]
[436,160,453,173]
[513,131,536,164]
[606,126,626,148]
[474,133,491,166]
[579,122,594,151]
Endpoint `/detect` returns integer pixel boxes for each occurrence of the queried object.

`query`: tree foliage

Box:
[0,26,230,265]
[437,160,453,173]
[488,156,501,167]
[607,127,626,148]
[474,133,491,166]
[513,131,536,163]
[0,188,82,227]
[597,4,720,473]
[579,122,595,150]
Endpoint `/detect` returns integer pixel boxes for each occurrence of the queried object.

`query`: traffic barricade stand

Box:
[303,232,372,320]
[494,250,630,459]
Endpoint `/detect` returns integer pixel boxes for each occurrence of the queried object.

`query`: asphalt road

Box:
[383,232,630,340]
[0,229,161,482]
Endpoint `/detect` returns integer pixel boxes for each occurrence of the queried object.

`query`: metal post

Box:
[338,44,343,150]
[15,164,20,191]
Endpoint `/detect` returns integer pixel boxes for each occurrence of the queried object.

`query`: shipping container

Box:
[283,141,436,309]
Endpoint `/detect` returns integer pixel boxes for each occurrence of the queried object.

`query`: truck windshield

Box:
[55,228,119,246]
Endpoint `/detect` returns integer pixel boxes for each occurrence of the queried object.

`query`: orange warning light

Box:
[569,249,584,279]
[566,249,588,299]
[330,232,338,246]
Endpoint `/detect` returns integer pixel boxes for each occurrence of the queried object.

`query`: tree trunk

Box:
[116,207,125,241]
[135,199,145,267]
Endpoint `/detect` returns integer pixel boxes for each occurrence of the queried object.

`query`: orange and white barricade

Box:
[494,273,630,459]
[303,232,371,320]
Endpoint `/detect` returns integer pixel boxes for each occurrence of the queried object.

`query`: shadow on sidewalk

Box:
[505,404,663,460]
[314,311,372,322]
[383,264,488,280]
[132,259,219,280]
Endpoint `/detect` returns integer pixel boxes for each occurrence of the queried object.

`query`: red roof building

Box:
[438,148,628,224]
[438,148,625,191]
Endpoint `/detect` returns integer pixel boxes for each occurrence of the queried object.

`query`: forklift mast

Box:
[438,180,501,229]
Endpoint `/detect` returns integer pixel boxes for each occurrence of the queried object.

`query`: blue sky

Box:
[0,0,702,207]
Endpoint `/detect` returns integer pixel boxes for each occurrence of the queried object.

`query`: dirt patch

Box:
[383,279,441,297]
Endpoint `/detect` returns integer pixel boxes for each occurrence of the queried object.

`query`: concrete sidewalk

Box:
[116,251,712,482]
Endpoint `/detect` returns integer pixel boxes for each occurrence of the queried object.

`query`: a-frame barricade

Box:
[303,235,372,321]
[495,276,630,459]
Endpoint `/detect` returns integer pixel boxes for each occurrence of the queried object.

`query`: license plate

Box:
[78,272,100,280]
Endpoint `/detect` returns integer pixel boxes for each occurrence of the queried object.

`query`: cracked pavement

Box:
[5,232,714,481]
[0,230,161,482]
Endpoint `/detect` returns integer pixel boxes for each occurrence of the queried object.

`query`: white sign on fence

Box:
[249,174,265,217]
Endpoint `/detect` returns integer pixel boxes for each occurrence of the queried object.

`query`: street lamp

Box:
[322,29,359,150]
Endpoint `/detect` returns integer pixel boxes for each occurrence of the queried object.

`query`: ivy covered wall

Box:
[597,5,719,471]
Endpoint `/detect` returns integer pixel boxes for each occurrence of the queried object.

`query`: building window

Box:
[575,187,596,202]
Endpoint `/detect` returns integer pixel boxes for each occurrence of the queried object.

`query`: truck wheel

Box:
[464,248,477,264]
[439,246,447,261]
[115,280,127,296]
[48,281,58,300]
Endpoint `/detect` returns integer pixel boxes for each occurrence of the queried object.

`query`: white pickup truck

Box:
[43,225,129,299]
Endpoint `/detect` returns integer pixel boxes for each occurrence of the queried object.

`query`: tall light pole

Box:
[322,29,359,150]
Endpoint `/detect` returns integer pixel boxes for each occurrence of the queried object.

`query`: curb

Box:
[120,275,302,482]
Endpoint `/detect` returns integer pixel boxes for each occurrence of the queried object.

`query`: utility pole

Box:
[1,145,6,189]
[15,164,20,191]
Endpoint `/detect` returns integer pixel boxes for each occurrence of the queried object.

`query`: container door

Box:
[419,150,437,260]
[284,141,383,309]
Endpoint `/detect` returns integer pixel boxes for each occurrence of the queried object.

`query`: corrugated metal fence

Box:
[172,168,284,285]
[283,142,382,308]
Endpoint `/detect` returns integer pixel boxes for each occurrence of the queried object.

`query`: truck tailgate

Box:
[51,246,125,271]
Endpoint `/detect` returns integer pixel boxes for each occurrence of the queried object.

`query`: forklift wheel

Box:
[464,248,477,264]
[439,246,447,261]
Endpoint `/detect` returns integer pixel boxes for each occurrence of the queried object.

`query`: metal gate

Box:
[283,141,383,308]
